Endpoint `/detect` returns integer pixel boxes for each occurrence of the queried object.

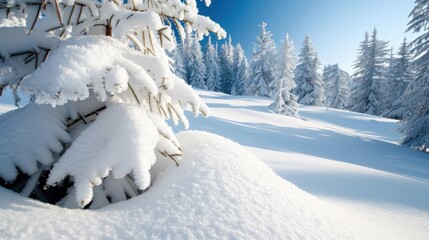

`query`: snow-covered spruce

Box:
[399,0,429,152]
[219,36,235,94]
[231,44,249,96]
[349,28,389,116]
[169,33,187,81]
[188,34,207,89]
[382,38,413,119]
[268,34,300,118]
[323,64,351,110]
[248,22,276,97]
[204,36,222,92]
[294,35,325,106]
[0,0,225,208]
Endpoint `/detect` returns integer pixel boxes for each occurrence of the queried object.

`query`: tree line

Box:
[174,8,428,152]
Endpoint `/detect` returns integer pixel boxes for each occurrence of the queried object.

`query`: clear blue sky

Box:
[198,0,414,73]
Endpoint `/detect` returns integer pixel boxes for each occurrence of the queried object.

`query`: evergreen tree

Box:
[323,64,350,110]
[399,0,429,151]
[248,22,276,97]
[182,30,194,84]
[0,0,225,208]
[189,36,207,89]
[383,39,413,119]
[381,48,396,113]
[205,36,221,91]
[231,44,249,95]
[170,34,187,81]
[349,28,389,115]
[269,34,299,118]
[294,35,325,106]
[219,36,235,94]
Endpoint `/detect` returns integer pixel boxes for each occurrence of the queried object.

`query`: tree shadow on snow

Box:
[179,114,429,211]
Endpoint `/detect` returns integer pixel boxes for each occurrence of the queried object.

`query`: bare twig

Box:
[28,3,42,35]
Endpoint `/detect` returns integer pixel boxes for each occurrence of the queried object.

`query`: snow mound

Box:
[0,131,352,239]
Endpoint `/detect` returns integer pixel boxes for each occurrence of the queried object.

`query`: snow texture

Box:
[21,36,161,106]
[0,103,70,181]
[0,91,429,239]
[1,131,353,239]
[48,103,158,207]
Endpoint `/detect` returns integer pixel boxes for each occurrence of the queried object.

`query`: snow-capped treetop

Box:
[349,28,389,115]
[255,22,276,62]
[294,35,325,106]
[204,35,221,91]
[231,43,248,96]
[188,35,207,89]
[382,39,413,119]
[219,35,235,94]
[269,34,299,118]
[248,22,276,97]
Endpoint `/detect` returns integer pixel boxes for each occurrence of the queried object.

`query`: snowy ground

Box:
[1,91,428,239]
[180,90,429,239]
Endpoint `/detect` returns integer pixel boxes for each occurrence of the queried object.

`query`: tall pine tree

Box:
[219,36,235,94]
[170,34,187,81]
[399,0,429,151]
[248,22,276,97]
[349,28,389,115]
[231,44,249,95]
[204,36,221,91]
[294,35,325,106]
[323,64,350,110]
[182,30,194,84]
[189,36,207,89]
[269,34,299,118]
[383,38,413,119]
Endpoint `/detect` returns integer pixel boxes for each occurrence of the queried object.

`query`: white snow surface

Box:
[1,131,353,239]
[1,91,429,239]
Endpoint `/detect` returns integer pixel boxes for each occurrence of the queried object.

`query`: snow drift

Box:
[0,131,352,239]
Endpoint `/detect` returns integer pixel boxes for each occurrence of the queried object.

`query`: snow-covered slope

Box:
[1,91,428,239]
[180,90,429,240]
[1,131,355,239]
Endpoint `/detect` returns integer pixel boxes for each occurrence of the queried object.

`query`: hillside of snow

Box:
[1,91,429,239]
[177,90,429,239]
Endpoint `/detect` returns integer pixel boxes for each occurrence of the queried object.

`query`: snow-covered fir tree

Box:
[248,22,276,97]
[204,36,221,91]
[294,35,325,106]
[189,36,207,89]
[169,33,187,81]
[268,34,299,118]
[323,64,350,110]
[219,36,235,94]
[182,30,195,84]
[231,44,248,95]
[382,38,414,119]
[399,0,429,151]
[349,28,389,115]
[0,0,225,208]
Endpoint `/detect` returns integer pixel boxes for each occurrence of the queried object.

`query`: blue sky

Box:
[198,0,414,73]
